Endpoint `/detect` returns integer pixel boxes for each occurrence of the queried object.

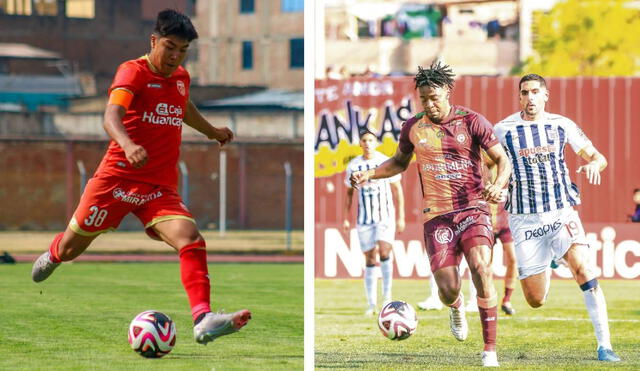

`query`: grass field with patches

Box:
[0,262,302,370]
[0,230,303,255]
[316,278,640,370]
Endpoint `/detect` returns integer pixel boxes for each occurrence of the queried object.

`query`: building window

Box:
[240,0,254,14]
[66,0,94,18]
[289,38,303,69]
[0,0,33,15]
[242,41,253,70]
[34,0,56,15]
[281,0,303,13]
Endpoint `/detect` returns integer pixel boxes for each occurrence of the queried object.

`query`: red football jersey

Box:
[399,105,499,223]
[95,56,190,187]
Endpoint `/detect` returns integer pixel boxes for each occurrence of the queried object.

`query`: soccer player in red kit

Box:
[31,9,251,345]
[350,62,511,367]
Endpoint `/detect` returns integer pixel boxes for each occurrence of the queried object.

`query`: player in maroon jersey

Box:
[351,62,511,367]
[31,9,250,345]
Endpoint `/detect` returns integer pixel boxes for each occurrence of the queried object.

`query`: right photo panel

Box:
[314,0,640,368]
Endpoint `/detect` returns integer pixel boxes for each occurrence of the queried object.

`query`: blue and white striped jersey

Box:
[345,152,401,225]
[494,112,592,215]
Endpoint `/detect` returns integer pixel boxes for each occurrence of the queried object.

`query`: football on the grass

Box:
[128,310,176,358]
[377,301,418,340]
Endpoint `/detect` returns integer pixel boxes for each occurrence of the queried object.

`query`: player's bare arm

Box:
[103,103,148,168]
[391,180,405,233]
[184,99,234,146]
[343,187,354,234]
[482,143,511,203]
[576,145,607,185]
[350,148,412,188]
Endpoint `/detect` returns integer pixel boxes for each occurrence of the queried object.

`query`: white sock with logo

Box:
[380,257,393,301]
[581,280,612,349]
[364,265,377,308]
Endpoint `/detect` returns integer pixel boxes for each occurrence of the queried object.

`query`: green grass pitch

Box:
[316,278,640,370]
[0,263,302,370]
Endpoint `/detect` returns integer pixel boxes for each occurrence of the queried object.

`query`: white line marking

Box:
[506,316,640,323]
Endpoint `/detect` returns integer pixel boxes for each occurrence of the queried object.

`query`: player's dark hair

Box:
[519,74,547,89]
[359,128,377,140]
[634,188,640,193]
[154,9,198,42]
[414,61,455,90]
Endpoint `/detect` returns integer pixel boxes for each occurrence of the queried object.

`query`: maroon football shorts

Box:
[423,206,494,273]
[493,207,513,244]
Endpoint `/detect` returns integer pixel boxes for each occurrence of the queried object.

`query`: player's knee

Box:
[469,261,491,280]
[525,293,546,308]
[438,285,459,305]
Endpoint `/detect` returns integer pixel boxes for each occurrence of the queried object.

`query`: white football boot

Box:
[417,296,443,311]
[482,351,500,367]
[194,310,251,345]
[449,294,468,341]
[31,251,61,282]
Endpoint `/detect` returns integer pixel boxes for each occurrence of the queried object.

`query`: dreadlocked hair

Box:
[414,61,455,90]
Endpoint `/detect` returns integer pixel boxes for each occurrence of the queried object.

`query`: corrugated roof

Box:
[0,75,82,95]
[0,43,61,59]
[200,89,303,110]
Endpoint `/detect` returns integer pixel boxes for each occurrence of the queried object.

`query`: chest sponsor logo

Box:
[142,102,184,127]
[524,220,562,240]
[177,80,186,96]
[434,227,454,244]
[518,145,557,166]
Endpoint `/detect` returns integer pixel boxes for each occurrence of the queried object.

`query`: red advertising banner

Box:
[315,76,640,279]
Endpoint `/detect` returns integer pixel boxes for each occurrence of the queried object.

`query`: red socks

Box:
[503,287,514,304]
[48,232,64,263]
[477,295,498,352]
[179,240,211,322]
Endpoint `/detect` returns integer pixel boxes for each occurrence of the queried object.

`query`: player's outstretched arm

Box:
[576,145,607,185]
[350,148,412,188]
[184,100,234,146]
[483,143,511,203]
[103,103,148,168]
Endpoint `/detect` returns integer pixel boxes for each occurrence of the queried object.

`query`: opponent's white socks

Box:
[364,265,377,308]
[380,257,393,301]
[581,279,612,350]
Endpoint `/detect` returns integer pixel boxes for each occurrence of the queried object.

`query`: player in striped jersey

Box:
[344,129,405,316]
[351,62,511,367]
[494,74,620,362]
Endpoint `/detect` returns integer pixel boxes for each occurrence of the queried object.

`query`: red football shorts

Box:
[423,206,494,273]
[69,173,194,240]
[493,207,513,244]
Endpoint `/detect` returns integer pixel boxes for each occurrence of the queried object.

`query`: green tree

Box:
[519,0,640,76]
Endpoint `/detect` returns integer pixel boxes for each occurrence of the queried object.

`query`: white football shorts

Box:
[356,220,395,253]
[508,207,588,279]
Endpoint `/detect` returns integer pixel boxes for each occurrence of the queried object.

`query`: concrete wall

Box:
[325,38,519,76]
[0,139,303,231]
[196,0,304,90]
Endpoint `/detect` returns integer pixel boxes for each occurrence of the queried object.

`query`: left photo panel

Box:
[0,1,304,369]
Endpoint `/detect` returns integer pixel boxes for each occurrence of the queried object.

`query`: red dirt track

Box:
[14,254,303,263]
